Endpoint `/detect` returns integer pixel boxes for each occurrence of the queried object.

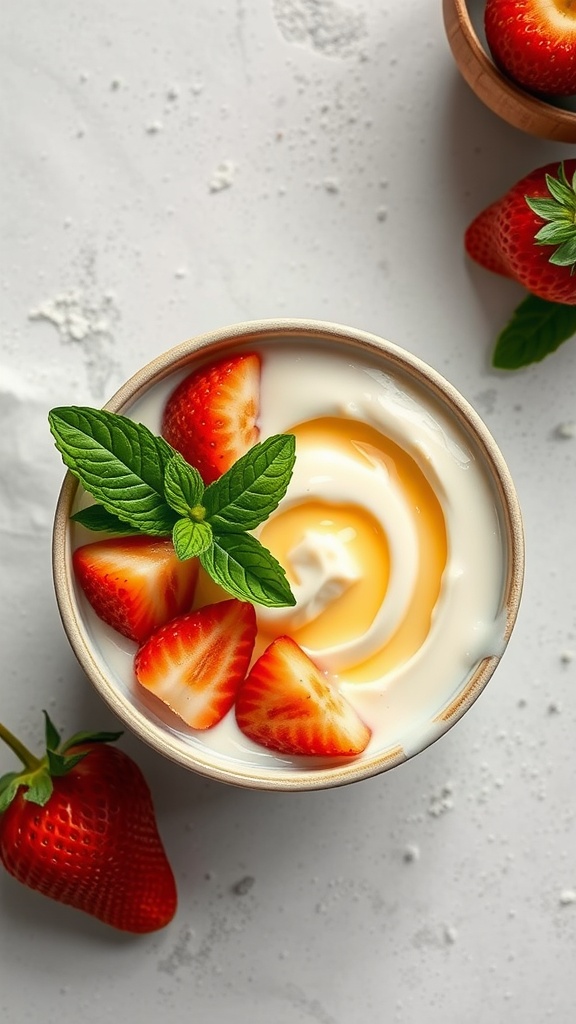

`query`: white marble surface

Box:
[1,2,575,1021]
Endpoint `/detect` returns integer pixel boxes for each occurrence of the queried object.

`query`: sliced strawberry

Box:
[134,599,257,729]
[73,536,199,643]
[162,352,261,485]
[235,636,371,757]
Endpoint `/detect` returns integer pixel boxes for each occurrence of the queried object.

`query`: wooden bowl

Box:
[443,0,576,143]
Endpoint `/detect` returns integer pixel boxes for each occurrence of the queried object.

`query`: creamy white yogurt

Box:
[70,336,513,775]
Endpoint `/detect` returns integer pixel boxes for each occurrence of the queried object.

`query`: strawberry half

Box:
[465,160,576,305]
[73,536,200,643]
[134,599,257,729]
[162,353,261,485]
[485,0,576,97]
[235,636,371,757]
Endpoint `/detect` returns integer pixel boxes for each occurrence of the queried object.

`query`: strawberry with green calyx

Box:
[0,714,177,933]
[465,161,576,368]
[485,0,576,97]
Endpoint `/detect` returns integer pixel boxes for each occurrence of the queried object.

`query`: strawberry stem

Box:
[0,722,42,771]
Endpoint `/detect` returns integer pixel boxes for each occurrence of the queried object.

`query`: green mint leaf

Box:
[204,433,296,533]
[173,518,213,560]
[23,770,54,807]
[164,453,205,516]
[43,710,61,752]
[200,531,296,607]
[49,407,179,535]
[71,504,144,535]
[493,294,576,369]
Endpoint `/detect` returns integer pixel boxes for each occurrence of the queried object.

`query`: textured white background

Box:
[1,2,575,1021]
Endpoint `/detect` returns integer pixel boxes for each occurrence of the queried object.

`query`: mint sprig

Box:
[492,294,576,369]
[50,406,297,608]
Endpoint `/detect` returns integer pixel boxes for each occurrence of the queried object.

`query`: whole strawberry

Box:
[485,0,576,96]
[465,161,576,305]
[0,714,177,933]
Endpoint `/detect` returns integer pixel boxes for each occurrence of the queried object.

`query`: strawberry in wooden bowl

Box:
[51,320,524,791]
[485,0,576,97]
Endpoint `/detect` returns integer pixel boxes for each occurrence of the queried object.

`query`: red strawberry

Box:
[465,161,576,305]
[0,715,176,933]
[235,636,371,757]
[162,353,261,485]
[134,599,257,729]
[485,0,576,96]
[73,535,199,643]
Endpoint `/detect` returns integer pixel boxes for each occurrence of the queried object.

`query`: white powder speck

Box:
[323,176,339,193]
[560,650,574,664]
[28,289,121,398]
[209,160,236,192]
[559,889,576,906]
[555,422,576,439]
[167,86,180,101]
[403,843,420,863]
[146,120,163,134]
[174,267,188,279]
[272,0,367,59]
[444,924,458,944]
[428,784,454,818]
[376,205,388,222]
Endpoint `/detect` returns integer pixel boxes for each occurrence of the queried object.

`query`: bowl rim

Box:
[52,317,525,791]
[443,0,576,143]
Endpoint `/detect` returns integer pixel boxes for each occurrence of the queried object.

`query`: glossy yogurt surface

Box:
[67,334,516,784]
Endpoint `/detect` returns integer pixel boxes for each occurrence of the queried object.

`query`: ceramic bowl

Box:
[443,0,576,143]
[52,319,524,791]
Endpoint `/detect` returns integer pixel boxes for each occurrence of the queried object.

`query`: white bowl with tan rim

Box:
[443,0,576,143]
[52,319,524,791]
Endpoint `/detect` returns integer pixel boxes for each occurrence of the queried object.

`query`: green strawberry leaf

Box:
[549,237,576,268]
[47,749,89,776]
[204,433,296,533]
[200,531,296,608]
[23,769,54,807]
[49,407,180,535]
[71,504,145,535]
[173,518,213,560]
[525,164,576,272]
[43,711,61,751]
[534,221,576,245]
[525,197,568,222]
[545,171,576,210]
[60,729,123,753]
[164,453,205,516]
[493,294,576,369]
[0,772,21,812]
